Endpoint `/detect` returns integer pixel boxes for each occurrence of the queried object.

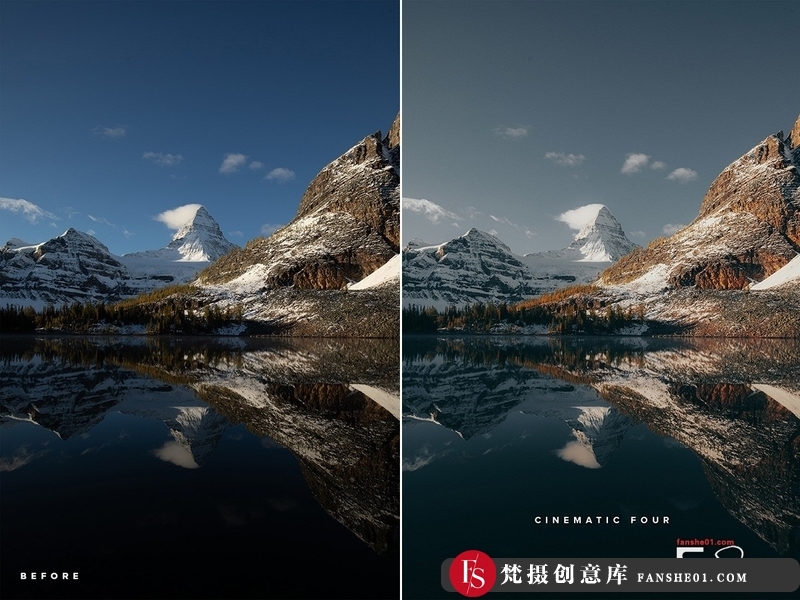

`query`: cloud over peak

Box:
[155,203,203,230]
[555,203,605,230]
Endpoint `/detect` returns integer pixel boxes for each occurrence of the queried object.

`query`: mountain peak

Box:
[573,205,610,240]
[171,205,212,241]
[603,117,800,290]
[58,228,109,250]
[166,206,236,261]
[569,205,637,262]
[456,228,513,253]
[292,116,400,253]
[696,117,800,232]
[788,114,800,150]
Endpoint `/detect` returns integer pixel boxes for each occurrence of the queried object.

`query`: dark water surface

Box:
[1,335,399,599]
[402,336,800,599]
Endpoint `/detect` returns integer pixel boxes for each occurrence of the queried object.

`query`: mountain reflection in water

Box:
[0,335,399,599]
[403,336,800,572]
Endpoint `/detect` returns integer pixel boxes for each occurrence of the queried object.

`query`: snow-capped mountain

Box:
[526,116,800,337]
[602,115,800,291]
[0,228,136,307]
[125,205,237,263]
[199,115,400,292]
[555,204,638,262]
[0,206,237,308]
[402,204,636,309]
[180,115,401,336]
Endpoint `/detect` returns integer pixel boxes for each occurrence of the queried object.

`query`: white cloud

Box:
[555,203,605,230]
[248,161,264,170]
[92,126,126,139]
[155,204,202,230]
[264,167,296,182]
[666,167,698,183]
[662,223,686,235]
[219,153,248,174]
[228,230,245,238]
[488,229,499,236]
[403,197,460,223]
[650,160,667,170]
[494,126,528,139]
[0,197,59,224]
[630,230,647,238]
[545,151,586,167]
[122,228,134,239]
[88,214,115,227]
[621,153,650,174]
[260,223,283,237]
[143,151,184,166]
[489,214,516,227]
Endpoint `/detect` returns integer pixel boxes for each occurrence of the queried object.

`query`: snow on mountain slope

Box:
[751,254,800,290]
[602,116,800,291]
[349,253,400,290]
[119,205,238,285]
[125,205,237,263]
[566,205,639,261]
[0,206,237,308]
[402,205,636,309]
[0,229,134,308]
[198,116,399,295]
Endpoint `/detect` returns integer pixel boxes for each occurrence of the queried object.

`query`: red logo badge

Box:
[449,550,496,597]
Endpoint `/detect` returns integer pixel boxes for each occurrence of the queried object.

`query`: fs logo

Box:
[449,550,496,597]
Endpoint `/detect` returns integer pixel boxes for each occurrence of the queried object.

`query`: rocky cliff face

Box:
[200,115,400,291]
[603,115,800,290]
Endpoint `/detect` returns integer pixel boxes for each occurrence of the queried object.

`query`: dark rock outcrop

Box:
[603,115,800,290]
[201,115,400,291]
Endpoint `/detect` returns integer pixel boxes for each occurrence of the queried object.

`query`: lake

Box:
[402,335,800,599]
[0,335,399,599]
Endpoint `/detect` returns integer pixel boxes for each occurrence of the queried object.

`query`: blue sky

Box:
[402,0,800,254]
[0,0,399,255]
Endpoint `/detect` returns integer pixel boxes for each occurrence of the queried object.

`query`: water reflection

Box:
[403,336,800,563]
[1,335,399,599]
